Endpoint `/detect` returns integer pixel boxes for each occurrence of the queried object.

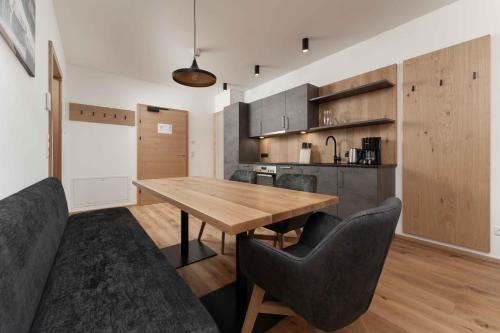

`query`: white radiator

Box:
[71,177,129,209]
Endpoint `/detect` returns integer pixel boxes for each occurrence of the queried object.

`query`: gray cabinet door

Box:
[302,166,338,216]
[276,165,303,179]
[238,164,253,171]
[223,105,239,179]
[262,92,286,134]
[337,167,378,219]
[249,100,262,137]
[285,84,308,132]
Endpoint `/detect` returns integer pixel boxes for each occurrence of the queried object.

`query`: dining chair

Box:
[252,173,317,248]
[197,170,257,254]
[239,197,402,333]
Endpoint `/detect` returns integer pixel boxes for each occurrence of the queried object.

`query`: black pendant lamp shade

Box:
[172,58,216,87]
[172,0,216,87]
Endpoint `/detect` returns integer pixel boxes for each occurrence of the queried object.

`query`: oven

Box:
[253,165,276,187]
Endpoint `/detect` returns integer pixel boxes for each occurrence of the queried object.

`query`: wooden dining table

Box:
[133,176,338,333]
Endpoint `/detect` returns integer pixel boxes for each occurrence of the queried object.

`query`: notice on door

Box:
[158,123,172,135]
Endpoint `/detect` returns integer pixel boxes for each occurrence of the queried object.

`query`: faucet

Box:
[325,136,341,164]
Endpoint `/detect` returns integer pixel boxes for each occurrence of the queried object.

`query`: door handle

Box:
[281,115,285,128]
[177,154,186,157]
[286,117,289,130]
[258,174,273,178]
[279,166,292,169]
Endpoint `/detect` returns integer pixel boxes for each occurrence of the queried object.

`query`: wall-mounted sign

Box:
[158,123,172,135]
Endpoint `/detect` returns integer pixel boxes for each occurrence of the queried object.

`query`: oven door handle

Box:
[257,174,274,178]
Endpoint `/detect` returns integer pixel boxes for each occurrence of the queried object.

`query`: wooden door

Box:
[48,41,62,179]
[403,36,490,252]
[137,104,188,205]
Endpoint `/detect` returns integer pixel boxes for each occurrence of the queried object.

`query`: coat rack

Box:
[69,103,135,126]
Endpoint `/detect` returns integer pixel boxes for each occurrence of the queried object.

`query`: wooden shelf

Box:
[308,118,395,132]
[309,79,395,104]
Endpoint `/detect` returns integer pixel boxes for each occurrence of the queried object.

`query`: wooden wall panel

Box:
[69,103,135,126]
[259,65,397,164]
[403,36,490,252]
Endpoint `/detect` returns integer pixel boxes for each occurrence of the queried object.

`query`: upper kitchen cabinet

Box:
[248,100,263,137]
[262,92,286,134]
[224,103,259,179]
[285,84,319,132]
[248,84,319,137]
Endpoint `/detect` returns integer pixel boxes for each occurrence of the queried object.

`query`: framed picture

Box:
[0,0,36,77]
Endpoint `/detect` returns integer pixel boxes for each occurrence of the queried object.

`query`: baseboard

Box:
[395,234,500,266]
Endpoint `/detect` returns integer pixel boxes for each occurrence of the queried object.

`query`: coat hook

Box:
[439,79,443,86]
[114,114,117,119]
[104,113,106,117]
[411,85,415,92]
[124,115,127,120]
[92,112,95,116]
[473,72,477,80]
[80,110,83,115]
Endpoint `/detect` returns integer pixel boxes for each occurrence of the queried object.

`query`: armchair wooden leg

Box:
[242,285,300,333]
[278,233,284,249]
[221,232,225,254]
[198,221,206,240]
[241,285,265,333]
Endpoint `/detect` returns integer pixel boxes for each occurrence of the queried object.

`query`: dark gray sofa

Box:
[0,178,219,333]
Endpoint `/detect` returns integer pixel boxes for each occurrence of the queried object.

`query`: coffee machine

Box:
[360,137,381,165]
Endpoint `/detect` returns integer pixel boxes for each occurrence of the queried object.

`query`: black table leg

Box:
[200,232,283,333]
[160,210,217,268]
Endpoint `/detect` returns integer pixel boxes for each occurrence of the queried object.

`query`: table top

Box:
[133,177,338,235]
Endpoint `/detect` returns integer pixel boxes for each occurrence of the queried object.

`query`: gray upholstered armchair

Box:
[253,173,317,248]
[239,197,402,332]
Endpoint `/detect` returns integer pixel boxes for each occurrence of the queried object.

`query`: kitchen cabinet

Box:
[276,165,303,178]
[223,103,259,179]
[337,167,395,219]
[262,92,286,134]
[238,164,254,171]
[285,84,319,132]
[248,84,318,137]
[248,100,262,137]
[276,165,338,216]
[302,166,338,216]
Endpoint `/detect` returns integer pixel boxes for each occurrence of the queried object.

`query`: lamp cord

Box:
[193,0,196,55]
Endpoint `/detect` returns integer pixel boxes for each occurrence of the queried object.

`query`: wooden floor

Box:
[129,203,500,333]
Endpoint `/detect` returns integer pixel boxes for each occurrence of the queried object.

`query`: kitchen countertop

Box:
[239,161,397,168]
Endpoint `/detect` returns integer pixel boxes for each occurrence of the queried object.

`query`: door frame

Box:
[48,41,62,179]
[136,104,189,205]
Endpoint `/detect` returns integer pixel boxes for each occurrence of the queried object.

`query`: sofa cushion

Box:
[30,207,219,333]
[0,178,68,333]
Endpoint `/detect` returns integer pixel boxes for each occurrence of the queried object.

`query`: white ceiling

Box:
[54,0,456,92]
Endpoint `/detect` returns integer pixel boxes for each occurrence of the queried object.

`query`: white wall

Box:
[243,0,500,259]
[0,0,66,199]
[64,65,215,211]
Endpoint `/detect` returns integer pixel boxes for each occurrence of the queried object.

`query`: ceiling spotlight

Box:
[300,131,307,134]
[254,65,260,76]
[302,38,309,53]
[223,82,228,91]
[259,136,265,139]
